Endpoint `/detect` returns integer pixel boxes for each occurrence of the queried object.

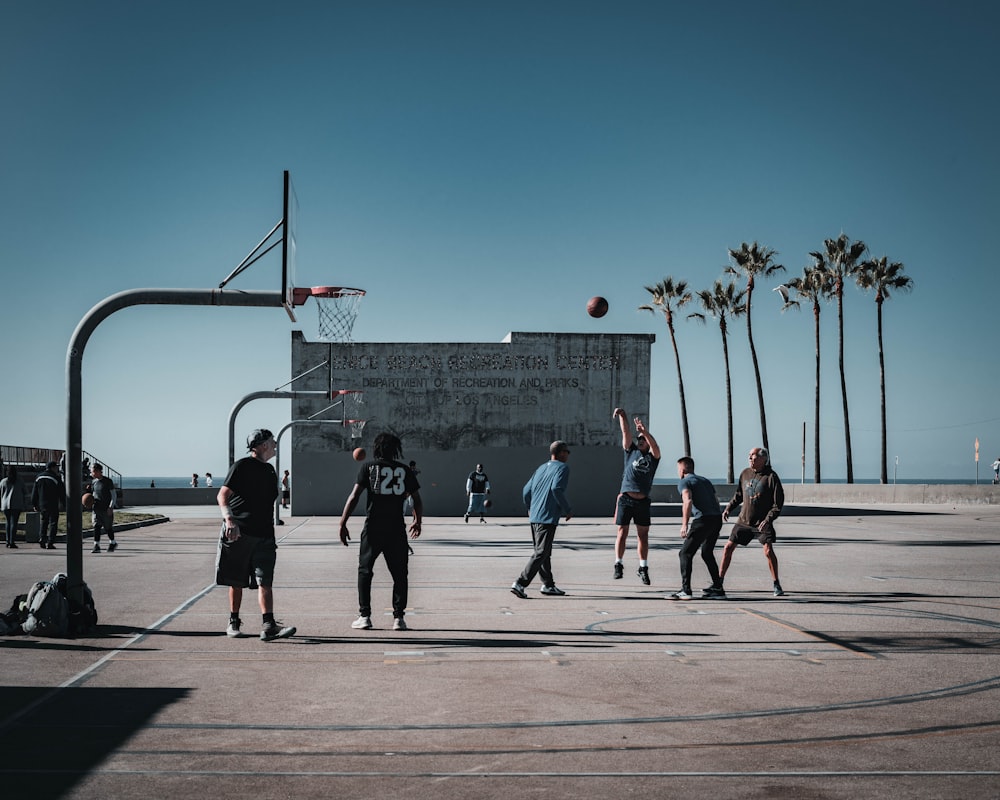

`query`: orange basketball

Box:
[587,296,609,318]
[82,492,94,509]
[352,447,366,461]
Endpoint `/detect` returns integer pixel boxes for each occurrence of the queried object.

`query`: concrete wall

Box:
[289,331,657,516]
[120,488,219,507]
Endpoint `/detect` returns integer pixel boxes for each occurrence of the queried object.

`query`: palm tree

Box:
[640,277,693,456]
[810,234,867,483]
[689,280,746,482]
[725,242,785,450]
[778,265,835,483]
[856,256,913,484]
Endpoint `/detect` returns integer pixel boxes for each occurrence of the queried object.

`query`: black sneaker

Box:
[108,541,118,553]
[773,583,785,597]
[637,566,650,585]
[260,621,296,641]
[702,586,727,599]
[613,562,624,580]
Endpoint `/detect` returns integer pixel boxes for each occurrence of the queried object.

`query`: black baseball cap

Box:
[247,429,275,450]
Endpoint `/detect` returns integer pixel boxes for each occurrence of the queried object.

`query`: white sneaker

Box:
[669,590,694,601]
[226,619,247,638]
[540,585,566,596]
[351,616,373,629]
[393,618,407,631]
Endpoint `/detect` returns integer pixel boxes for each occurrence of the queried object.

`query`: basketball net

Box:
[346,419,367,441]
[338,390,367,440]
[313,287,365,343]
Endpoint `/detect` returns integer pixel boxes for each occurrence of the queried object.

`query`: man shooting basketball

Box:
[611,408,661,584]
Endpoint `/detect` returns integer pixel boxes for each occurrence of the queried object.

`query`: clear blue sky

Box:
[2,1,997,481]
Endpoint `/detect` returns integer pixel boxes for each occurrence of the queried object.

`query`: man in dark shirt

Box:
[720,447,785,597]
[670,456,723,600]
[217,428,297,641]
[339,432,423,631]
[611,408,661,585]
[88,463,117,553]
[32,460,65,549]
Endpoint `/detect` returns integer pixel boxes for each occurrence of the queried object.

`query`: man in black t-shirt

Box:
[339,432,422,631]
[464,464,491,523]
[217,428,296,642]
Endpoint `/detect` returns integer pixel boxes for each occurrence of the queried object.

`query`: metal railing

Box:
[1,445,122,489]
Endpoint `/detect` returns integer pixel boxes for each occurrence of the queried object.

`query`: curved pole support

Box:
[66,288,284,606]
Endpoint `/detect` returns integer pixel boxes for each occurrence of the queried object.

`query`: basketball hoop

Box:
[305,286,365,343]
[338,389,364,421]
[345,419,367,441]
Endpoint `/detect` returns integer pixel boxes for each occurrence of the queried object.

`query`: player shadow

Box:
[0,685,190,797]
[650,505,945,518]
[292,628,718,648]
[0,637,144,653]
[781,505,947,517]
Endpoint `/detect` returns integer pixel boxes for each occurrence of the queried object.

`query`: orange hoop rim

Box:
[291,286,366,305]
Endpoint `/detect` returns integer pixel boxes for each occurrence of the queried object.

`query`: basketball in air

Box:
[352,447,366,461]
[587,296,609,318]
[82,493,94,509]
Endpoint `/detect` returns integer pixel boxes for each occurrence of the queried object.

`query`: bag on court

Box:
[53,572,98,634]
[22,580,69,637]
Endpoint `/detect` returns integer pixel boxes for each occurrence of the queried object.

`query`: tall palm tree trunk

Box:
[722,327,735,483]
[877,299,888,484]
[668,321,691,456]
[747,297,769,450]
[813,302,821,483]
[837,289,854,483]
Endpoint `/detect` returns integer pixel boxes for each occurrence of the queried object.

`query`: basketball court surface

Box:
[1,502,998,798]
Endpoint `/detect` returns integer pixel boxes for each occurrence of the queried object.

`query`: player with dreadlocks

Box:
[338,432,423,631]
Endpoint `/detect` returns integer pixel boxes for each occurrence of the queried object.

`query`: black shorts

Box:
[215,525,275,588]
[729,522,776,546]
[615,494,652,527]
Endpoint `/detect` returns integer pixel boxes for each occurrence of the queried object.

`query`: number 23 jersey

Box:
[356,459,421,530]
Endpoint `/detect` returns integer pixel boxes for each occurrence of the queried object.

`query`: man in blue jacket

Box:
[510,441,573,599]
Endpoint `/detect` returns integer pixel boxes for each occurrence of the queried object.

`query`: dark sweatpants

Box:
[516,522,558,588]
[357,524,410,619]
[678,515,723,592]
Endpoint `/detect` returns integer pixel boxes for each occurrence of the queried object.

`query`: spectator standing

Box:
[1,465,26,549]
[32,460,65,549]
[464,464,491,523]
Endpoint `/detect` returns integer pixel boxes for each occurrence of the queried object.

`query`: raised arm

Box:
[634,417,660,459]
[613,407,631,450]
